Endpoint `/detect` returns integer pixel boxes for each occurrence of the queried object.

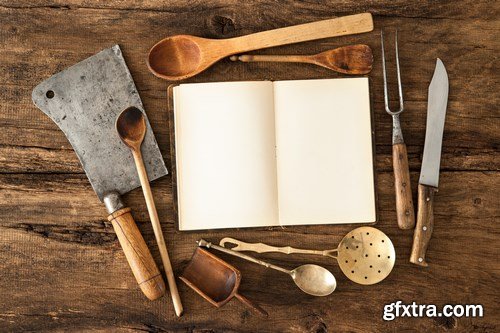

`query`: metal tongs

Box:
[381,30,415,230]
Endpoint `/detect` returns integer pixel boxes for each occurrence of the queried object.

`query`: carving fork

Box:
[381,30,415,229]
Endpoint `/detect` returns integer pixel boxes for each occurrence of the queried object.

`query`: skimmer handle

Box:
[220,237,334,257]
[198,239,291,275]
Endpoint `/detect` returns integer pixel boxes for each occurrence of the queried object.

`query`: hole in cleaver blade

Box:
[31,45,168,201]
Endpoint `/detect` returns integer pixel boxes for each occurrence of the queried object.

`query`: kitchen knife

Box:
[410,58,449,266]
[32,45,168,299]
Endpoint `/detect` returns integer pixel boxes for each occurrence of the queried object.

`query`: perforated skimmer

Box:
[220,227,395,285]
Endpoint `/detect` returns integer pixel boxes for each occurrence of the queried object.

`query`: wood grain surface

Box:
[0,1,498,332]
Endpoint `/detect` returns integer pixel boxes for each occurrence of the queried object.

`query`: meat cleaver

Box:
[32,45,168,300]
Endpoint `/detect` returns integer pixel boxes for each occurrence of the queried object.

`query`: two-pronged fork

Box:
[381,30,415,229]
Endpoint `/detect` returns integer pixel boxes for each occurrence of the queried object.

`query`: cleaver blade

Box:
[32,45,167,301]
[32,45,167,201]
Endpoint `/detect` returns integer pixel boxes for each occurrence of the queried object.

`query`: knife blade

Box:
[410,58,449,266]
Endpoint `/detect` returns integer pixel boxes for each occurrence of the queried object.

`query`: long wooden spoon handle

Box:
[228,13,373,53]
[393,143,416,229]
[133,150,183,317]
[107,207,165,300]
[410,184,438,266]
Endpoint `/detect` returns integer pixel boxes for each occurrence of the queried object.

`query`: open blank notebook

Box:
[173,78,375,231]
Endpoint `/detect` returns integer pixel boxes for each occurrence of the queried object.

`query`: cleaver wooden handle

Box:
[108,207,166,300]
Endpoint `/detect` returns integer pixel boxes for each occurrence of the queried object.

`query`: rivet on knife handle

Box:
[410,184,438,266]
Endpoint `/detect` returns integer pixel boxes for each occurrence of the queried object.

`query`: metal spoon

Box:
[116,107,183,317]
[197,239,336,296]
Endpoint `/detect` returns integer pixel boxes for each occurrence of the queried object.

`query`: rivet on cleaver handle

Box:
[31,45,168,299]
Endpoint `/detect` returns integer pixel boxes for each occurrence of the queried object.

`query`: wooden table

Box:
[1,1,498,332]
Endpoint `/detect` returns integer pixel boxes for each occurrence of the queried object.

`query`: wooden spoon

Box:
[229,44,373,74]
[147,13,373,80]
[116,107,183,317]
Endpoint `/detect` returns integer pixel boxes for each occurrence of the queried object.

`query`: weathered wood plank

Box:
[0,6,498,173]
[0,0,498,20]
[1,145,499,174]
[0,171,498,331]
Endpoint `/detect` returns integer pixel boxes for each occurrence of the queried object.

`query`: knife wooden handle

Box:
[393,143,415,229]
[410,184,438,266]
[108,207,166,300]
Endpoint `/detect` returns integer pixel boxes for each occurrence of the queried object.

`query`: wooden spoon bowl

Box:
[315,44,373,74]
[116,106,146,149]
[148,35,205,78]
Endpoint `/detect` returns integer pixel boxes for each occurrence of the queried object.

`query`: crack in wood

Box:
[210,15,236,35]
[0,3,231,15]
[433,315,458,329]
[7,221,117,245]
[303,313,328,333]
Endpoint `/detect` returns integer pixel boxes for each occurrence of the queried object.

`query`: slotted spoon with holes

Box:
[220,226,395,285]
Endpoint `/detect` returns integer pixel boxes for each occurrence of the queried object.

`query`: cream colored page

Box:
[174,81,279,230]
[274,78,375,225]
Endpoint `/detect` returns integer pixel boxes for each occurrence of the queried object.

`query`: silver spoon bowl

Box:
[291,264,336,296]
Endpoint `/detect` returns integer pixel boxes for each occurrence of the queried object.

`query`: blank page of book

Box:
[274,78,375,225]
[173,81,279,230]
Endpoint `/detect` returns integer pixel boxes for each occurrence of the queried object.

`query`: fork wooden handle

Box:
[393,143,415,229]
